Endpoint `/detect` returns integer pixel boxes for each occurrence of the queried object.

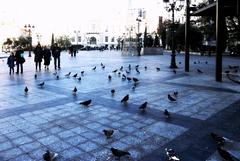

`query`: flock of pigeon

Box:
[21,61,239,161]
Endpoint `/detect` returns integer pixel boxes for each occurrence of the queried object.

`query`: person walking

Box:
[69,45,74,57]
[51,43,61,70]
[7,52,15,75]
[34,43,43,71]
[43,46,51,70]
[15,46,25,74]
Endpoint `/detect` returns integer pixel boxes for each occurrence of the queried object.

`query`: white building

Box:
[71,21,121,49]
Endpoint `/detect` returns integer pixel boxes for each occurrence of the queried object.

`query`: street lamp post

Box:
[136,18,142,56]
[163,0,184,68]
[24,24,34,57]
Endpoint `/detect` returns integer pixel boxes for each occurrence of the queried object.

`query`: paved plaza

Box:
[0,50,239,161]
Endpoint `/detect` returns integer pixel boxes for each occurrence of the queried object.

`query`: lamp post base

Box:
[169,54,178,69]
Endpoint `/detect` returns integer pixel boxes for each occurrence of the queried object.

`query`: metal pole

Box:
[170,3,177,68]
[185,0,190,72]
[216,0,224,81]
[29,30,32,57]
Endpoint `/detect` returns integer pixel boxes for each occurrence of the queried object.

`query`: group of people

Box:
[7,43,62,75]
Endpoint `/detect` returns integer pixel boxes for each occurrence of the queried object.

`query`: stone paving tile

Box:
[0,148,23,161]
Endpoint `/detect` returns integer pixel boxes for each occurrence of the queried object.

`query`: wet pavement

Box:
[0,50,239,161]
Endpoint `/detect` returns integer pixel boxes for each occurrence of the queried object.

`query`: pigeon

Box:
[24,86,28,93]
[156,67,160,71]
[139,102,148,111]
[78,77,81,81]
[108,75,112,81]
[165,148,180,161]
[122,74,126,79]
[194,61,196,64]
[173,91,178,97]
[164,109,170,118]
[73,73,78,78]
[43,150,58,161]
[228,65,239,69]
[118,72,121,75]
[111,89,115,95]
[72,86,77,94]
[136,68,140,74]
[197,69,203,73]
[102,65,105,69]
[127,77,131,81]
[135,65,139,68]
[79,99,92,106]
[205,61,208,64]
[217,147,234,161]
[101,62,104,66]
[53,72,57,75]
[81,71,84,75]
[144,66,147,70]
[210,132,226,146]
[168,94,176,102]
[132,77,139,83]
[173,69,176,74]
[119,66,123,71]
[38,82,45,88]
[111,147,130,158]
[112,69,118,73]
[56,75,59,79]
[198,61,201,64]
[132,86,136,91]
[128,64,131,70]
[34,74,37,79]
[179,61,182,64]
[121,94,129,103]
[65,72,71,77]
[103,129,114,138]
[126,70,130,74]
[92,66,96,70]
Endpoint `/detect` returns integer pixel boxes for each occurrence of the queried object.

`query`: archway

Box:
[89,37,97,45]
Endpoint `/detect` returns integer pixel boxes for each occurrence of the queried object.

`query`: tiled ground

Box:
[0,50,239,161]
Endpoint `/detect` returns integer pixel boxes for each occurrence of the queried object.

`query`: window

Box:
[105,36,108,42]
[78,36,81,42]
[111,37,114,42]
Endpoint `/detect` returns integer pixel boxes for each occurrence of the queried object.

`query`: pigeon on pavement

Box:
[168,94,176,102]
[197,69,203,73]
[103,129,114,138]
[24,86,28,94]
[139,102,148,111]
[121,94,129,103]
[43,150,58,161]
[38,82,45,88]
[111,147,130,158]
[79,99,92,106]
[164,109,170,118]
[65,72,71,77]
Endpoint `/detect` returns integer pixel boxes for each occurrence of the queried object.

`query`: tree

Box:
[153,34,160,47]
[158,19,171,49]
[3,38,13,46]
[55,35,71,49]
[166,23,203,51]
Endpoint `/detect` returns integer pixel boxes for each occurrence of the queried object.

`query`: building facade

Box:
[71,22,120,49]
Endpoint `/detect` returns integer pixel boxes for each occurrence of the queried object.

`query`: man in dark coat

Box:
[34,43,43,71]
[15,46,25,74]
[43,46,51,70]
[51,43,61,70]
